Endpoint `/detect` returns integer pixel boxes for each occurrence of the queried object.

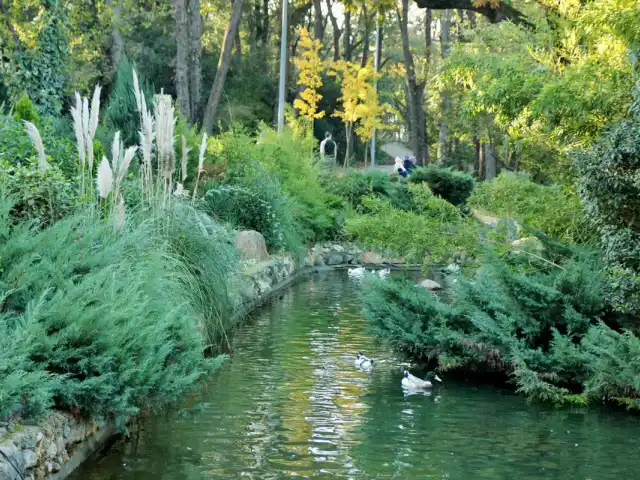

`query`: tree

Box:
[202,0,245,132]
[413,0,529,26]
[293,27,325,121]
[174,0,192,120]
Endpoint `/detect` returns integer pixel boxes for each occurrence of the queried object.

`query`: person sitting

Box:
[394,156,409,178]
[403,156,417,174]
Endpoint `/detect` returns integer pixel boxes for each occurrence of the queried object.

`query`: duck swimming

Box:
[401,370,442,389]
[355,352,374,370]
[348,267,367,279]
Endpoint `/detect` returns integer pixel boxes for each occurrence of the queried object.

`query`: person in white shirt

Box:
[394,156,409,178]
[319,132,337,167]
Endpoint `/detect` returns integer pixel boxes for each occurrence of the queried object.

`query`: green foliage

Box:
[0,113,77,176]
[320,169,414,211]
[361,241,640,407]
[409,166,475,207]
[0,199,229,423]
[201,184,295,253]
[104,56,154,146]
[0,159,76,224]
[13,93,40,125]
[469,172,587,243]
[3,6,70,116]
[575,77,640,317]
[347,184,480,265]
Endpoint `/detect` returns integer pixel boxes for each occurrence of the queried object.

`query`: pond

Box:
[71,270,640,480]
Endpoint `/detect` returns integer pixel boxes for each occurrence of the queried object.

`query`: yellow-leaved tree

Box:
[293,27,325,122]
[329,61,372,168]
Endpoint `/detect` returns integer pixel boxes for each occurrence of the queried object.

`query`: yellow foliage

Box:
[293,27,325,120]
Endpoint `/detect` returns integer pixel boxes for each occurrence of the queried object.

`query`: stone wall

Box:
[309,242,409,267]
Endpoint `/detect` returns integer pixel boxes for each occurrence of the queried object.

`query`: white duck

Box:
[377,268,390,279]
[348,267,367,279]
[401,370,442,389]
[355,352,374,370]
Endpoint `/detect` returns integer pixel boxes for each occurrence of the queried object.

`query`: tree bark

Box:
[107,0,125,74]
[413,0,530,27]
[260,0,269,46]
[202,0,245,132]
[343,10,352,61]
[398,0,428,165]
[473,134,481,178]
[438,9,451,165]
[360,3,370,67]
[313,0,324,41]
[188,0,202,121]
[484,141,497,180]
[174,0,192,120]
[326,0,341,61]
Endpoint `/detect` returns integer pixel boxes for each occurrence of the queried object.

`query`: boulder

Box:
[313,255,326,267]
[325,252,344,265]
[420,279,442,291]
[362,252,384,265]
[235,230,270,261]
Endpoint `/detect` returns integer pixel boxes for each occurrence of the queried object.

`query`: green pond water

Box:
[71,270,640,480]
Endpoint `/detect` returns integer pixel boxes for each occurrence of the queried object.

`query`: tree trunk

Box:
[326,0,341,61]
[313,0,324,41]
[344,124,353,168]
[478,140,485,181]
[248,0,258,54]
[438,9,451,165]
[202,0,245,132]
[398,0,428,165]
[343,10,352,61]
[484,141,497,180]
[174,0,192,120]
[413,0,530,27]
[360,3,370,67]
[107,0,125,74]
[188,0,202,121]
[473,134,481,178]
[261,0,269,46]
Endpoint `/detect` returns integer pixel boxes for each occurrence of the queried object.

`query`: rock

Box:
[420,279,442,291]
[0,429,6,440]
[511,237,544,254]
[313,255,325,267]
[23,450,37,469]
[46,441,57,459]
[325,252,344,266]
[235,230,270,261]
[362,252,383,265]
[344,254,354,264]
[332,245,344,253]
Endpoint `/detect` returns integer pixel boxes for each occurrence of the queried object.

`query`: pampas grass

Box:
[96,157,113,199]
[70,85,102,195]
[192,132,207,201]
[23,121,46,171]
[154,93,176,201]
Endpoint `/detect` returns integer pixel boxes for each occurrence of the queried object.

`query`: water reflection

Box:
[71,270,640,480]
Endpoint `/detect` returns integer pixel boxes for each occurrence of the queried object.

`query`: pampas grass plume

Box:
[96,156,113,198]
[23,121,46,171]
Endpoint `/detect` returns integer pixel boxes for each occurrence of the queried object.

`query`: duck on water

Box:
[402,370,442,390]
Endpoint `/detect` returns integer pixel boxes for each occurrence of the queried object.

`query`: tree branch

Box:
[413,0,532,28]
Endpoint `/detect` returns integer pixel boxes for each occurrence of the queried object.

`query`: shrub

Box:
[347,184,481,266]
[13,93,40,125]
[0,159,76,224]
[409,166,475,206]
[575,78,640,317]
[360,240,640,407]
[469,172,587,243]
[0,114,77,176]
[0,199,227,424]
[320,169,414,211]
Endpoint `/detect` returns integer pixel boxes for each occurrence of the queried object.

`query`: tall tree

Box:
[202,0,245,132]
[313,0,324,42]
[398,0,428,164]
[174,0,191,120]
[326,0,341,61]
[188,0,202,120]
[437,9,451,164]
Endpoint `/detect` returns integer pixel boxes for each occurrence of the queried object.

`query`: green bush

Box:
[320,169,414,211]
[0,199,229,424]
[347,184,481,266]
[13,93,40,125]
[361,240,640,407]
[0,114,77,176]
[409,166,475,206]
[575,78,640,317]
[103,56,154,146]
[469,172,587,243]
[0,159,76,224]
